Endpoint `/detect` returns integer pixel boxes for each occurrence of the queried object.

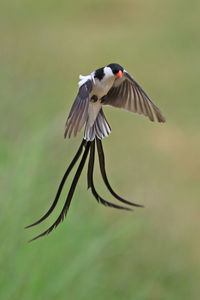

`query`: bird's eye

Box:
[113,70,118,74]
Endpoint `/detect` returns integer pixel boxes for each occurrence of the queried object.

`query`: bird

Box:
[26,63,165,241]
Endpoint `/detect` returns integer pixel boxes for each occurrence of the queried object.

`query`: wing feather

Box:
[65,79,92,138]
[102,71,165,123]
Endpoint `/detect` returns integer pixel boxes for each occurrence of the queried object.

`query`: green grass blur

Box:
[1,0,200,299]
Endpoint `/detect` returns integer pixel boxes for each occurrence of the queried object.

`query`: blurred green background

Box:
[1,0,200,299]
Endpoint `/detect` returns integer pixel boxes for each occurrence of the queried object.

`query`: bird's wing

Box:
[101,71,165,123]
[65,79,93,138]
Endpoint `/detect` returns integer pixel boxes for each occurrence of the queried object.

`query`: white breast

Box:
[78,67,115,129]
[92,67,115,99]
[87,101,102,127]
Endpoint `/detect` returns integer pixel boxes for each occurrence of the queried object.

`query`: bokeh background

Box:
[1,0,200,299]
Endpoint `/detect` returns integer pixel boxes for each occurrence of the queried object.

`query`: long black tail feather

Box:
[96,138,143,208]
[25,139,86,229]
[26,137,142,241]
[87,140,132,211]
[28,141,91,242]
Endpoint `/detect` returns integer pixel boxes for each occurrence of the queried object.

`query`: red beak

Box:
[116,70,123,78]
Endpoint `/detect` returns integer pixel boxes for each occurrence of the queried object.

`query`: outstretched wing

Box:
[101,71,165,123]
[65,79,93,138]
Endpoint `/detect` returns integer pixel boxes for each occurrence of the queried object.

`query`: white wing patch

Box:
[78,74,92,88]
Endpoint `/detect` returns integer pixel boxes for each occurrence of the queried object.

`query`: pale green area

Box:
[0,0,200,299]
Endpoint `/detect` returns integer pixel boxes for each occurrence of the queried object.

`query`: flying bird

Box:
[26,63,165,241]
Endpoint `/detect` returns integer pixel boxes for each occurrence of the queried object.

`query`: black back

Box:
[94,67,105,80]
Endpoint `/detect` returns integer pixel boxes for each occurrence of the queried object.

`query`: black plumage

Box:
[94,67,105,80]
[26,138,139,242]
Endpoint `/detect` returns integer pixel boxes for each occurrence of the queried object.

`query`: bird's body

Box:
[80,67,117,140]
[65,63,165,141]
[26,63,165,241]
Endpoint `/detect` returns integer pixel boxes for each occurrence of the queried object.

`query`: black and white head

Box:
[94,63,124,81]
[107,63,124,78]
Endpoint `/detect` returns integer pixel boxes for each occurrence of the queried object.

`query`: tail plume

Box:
[27,140,90,242]
[96,138,143,208]
[25,139,86,229]
[26,138,142,241]
[87,140,132,211]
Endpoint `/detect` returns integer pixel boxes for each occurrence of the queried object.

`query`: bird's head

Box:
[94,63,124,81]
[107,63,124,79]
